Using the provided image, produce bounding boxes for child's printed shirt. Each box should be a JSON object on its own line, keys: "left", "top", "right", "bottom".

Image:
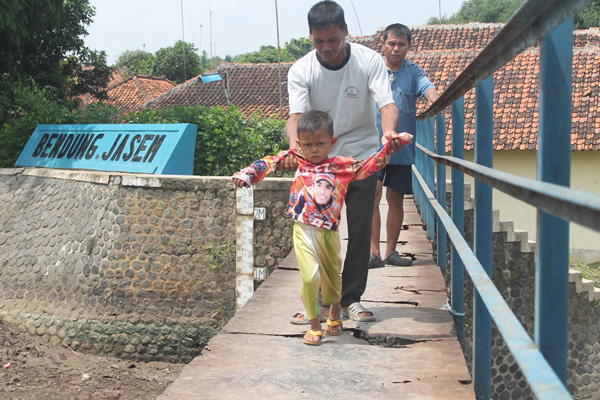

{"left": 233, "top": 141, "right": 394, "bottom": 231}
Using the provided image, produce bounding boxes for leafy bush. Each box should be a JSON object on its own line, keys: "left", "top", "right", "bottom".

{"left": 0, "top": 79, "right": 74, "bottom": 168}
{"left": 71, "top": 102, "right": 123, "bottom": 124}
{"left": 126, "top": 105, "right": 288, "bottom": 176}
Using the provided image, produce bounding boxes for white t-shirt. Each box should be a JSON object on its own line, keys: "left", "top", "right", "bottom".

{"left": 288, "top": 42, "right": 394, "bottom": 160}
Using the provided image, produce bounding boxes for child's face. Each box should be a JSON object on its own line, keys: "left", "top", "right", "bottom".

{"left": 296, "top": 129, "right": 337, "bottom": 164}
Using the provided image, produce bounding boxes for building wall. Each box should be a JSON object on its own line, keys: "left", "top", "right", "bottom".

{"left": 454, "top": 150, "right": 600, "bottom": 264}
{"left": 0, "top": 168, "right": 293, "bottom": 362}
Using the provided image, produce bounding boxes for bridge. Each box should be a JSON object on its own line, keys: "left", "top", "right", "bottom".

{"left": 160, "top": 197, "right": 474, "bottom": 399}
{"left": 160, "top": 1, "right": 600, "bottom": 399}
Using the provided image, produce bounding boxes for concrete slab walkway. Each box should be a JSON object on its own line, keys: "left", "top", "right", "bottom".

{"left": 160, "top": 196, "right": 475, "bottom": 399}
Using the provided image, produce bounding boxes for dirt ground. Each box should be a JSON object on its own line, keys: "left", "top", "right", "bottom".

{"left": 0, "top": 318, "right": 186, "bottom": 400}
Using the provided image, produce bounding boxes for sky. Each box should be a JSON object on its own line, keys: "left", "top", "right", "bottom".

{"left": 85, "top": 0, "right": 466, "bottom": 66}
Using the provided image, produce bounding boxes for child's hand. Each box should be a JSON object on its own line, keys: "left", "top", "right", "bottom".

{"left": 232, "top": 177, "right": 250, "bottom": 188}
{"left": 397, "top": 132, "right": 413, "bottom": 145}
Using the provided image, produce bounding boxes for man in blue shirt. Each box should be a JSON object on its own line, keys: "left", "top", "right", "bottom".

{"left": 370, "top": 23, "right": 440, "bottom": 268}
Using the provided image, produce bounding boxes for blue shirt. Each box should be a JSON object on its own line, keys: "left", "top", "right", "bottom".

{"left": 376, "top": 59, "right": 435, "bottom": 165}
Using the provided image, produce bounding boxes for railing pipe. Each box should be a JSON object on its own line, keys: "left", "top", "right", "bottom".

{"left": 451, "top": 97, "right": 465, "bottom": 342}
{"left": 535, "top": 17, "right": 573, "bottom": 384}
{"left": 435, "top": 113, "right": 447, "bottom": 271}
{"left": 473, "top": 76, "right": 494, "bottom": 400}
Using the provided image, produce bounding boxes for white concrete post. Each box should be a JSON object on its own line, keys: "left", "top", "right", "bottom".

{"left": 235, "top": 187, "right": 254, "bottom": 310}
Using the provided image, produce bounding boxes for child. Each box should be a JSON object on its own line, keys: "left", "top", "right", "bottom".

{"left": 232, "top": 111, "right": 412, "bottom": 346}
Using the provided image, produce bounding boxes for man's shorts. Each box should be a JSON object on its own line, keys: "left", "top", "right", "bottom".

{"left": 377, "top": 164, "right": 413, "bottom": 195}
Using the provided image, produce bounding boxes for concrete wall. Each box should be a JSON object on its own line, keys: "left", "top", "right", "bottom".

{"left": 454, "top": 150, "right": 600, "bottom": 264}
{"left": 0, "top": 168, "right": 293, "bottom": 362}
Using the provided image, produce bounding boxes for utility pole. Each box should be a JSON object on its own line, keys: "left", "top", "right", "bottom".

{"left": 200, "top": 24, "right": 204, "bottom": 69}
{"left": 349, "top": 0, "right": 362, "bottom": 36}
{"left": 180, "top": 0, "right": 187, "bottom": 81}
{"left": 275, "top": 0, "right": 283, "bottom": 117}
{"left": 439, "top": 0, "right": 442, "bottom": 22}
{"left": 210, "top": 11, "right": 213, "bottom": 67}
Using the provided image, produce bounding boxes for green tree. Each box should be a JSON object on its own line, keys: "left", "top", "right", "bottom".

{"left": 236, "top": 45, "right": 291, "bottom": 63}
{"left": 285, "top": 38, "right": 313, "bottom": 60}
{"left": 0, "top": 0, "right": 64, "bottom": 69}
{"left": 429, "top": 0, "right": 600, "bottom": 27}
{"left": 235, "top": 38, "right": 312, "bottom": 64}
{"left": 152, "top": 40, "right": 202, "bottom": 83}
{"left": 575, "top": 0, "right": 600, "bottom": 29}
{"left": 114, "top": 49, "right": 156, "bottom": 75}
{"left": 428, "top": 0, "right": 523, "bottom": 24}
{"left": 0, "top": 0, "right": 110, "bottom": 102}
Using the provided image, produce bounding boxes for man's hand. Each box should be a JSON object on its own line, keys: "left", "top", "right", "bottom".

{"left": 279, "top": 113, "right": 301, "bottom": 171}
{"left": 384, "top": 131, "right": 413, "bottom": 153}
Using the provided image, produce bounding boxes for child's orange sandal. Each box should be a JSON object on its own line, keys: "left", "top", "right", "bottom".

{"left": 325, "top": 318, "right": 343, "bottom": 336}
{"left": 303, "top": 329, "right": 323, "bottom": 346}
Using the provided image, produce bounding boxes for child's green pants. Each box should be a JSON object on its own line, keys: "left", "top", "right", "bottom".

{"left": 293, "top": 222, "right": 342, "bottom": 321}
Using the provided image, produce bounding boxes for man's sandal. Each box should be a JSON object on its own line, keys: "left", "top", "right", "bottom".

{"left": 325, "top": 318, "right": 343, "bottom": 336}
{"left": 303, "top": 329, "right": 323, "bottom": 346}
{"left": 289, "top": 312, "right": 327, "bottom": 325}
{"left": 343, "top": 302, "right": 376, "bottom": 322}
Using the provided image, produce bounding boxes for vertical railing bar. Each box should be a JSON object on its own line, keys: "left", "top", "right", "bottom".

{"left": 415, "top": 120, "right": 425, "bottom": 217}
{"left": 425, "top": 117, "right": 435, "bottom": 240}
{"left": 412, "top": 120, "right": 423, "bottom": 216}
{"left": 473, "top": 76, "right": 494, "bottom": 400}
{"left": 535, "top": 17, "right": 573, "bottom": 385}
{"left": 451, "top": 97, "right": 466, "bottom": 342}
{"left": 435, "top": 113, "right": 447, "bottom": 271}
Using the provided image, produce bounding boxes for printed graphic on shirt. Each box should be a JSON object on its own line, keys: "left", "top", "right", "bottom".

{"left": 344, "top": 86, "right": 359, "bottom": 99}
{"left": 291, "top": 172, "right": 341, "bottom": 231}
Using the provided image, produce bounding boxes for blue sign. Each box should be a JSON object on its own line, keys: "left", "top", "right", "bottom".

{"left": 15, "top": 124, "right": 197, "bottom": 175}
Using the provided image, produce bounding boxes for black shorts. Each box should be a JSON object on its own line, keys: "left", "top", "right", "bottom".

{"left": 377, "top": 164, "right": 413, "bottom": 195}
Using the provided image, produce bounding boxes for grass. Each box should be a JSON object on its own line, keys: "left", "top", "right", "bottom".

{"left": 570, "top": 258, "right": 600, "bottom": 288}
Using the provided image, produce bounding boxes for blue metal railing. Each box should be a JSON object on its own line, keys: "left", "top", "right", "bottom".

{"left": 412, "top": 0, "right": 599, "bottom": 398}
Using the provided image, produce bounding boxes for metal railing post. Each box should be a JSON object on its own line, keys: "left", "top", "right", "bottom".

{"left": 425, "top": 117, "right": 435, "bottom": 240}
{"left": 435, "top": 113, "right": 447, "bottom": 271}
{"left": 535, "top": 17, "right": 573, "bottom": 385}
{"left": 473, "top": 76, "right": 494, "bottom": 400}
{"left": 415, "top": 119, "right": 425, "bottom": 215}
{"left": 451, "top": 97, "right": 465, "bottom": 342}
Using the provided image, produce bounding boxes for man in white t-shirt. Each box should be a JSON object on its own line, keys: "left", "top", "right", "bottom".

{"left": 282, "top": 0, "right": 402, "bottom": 323}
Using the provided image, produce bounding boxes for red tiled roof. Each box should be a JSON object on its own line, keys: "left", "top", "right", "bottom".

{"left": 355, "top": 23, "right": 504, "bottom": 54}
{"left": 418, "top": 44, "right": 600, "bottom": 152}
{"left": 145, "top": 63, "right": 291, "bottom": 118}
{"left": 135, "top": 24, "right": 599, "bottom": 151}
{"left": 81, "top": 71, "right": 175, "bottom": 114}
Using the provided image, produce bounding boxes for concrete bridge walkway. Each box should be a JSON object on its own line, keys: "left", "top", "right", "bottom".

{"left": 160, "top": 195, "right": 475, "bottom": 399}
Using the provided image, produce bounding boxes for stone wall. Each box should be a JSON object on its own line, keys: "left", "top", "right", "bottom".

{"left": 438, "top": 186, "right": 600, "bottom": 399}
{"left": 0, "top": 168, "right": 293, "bottom": 362}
